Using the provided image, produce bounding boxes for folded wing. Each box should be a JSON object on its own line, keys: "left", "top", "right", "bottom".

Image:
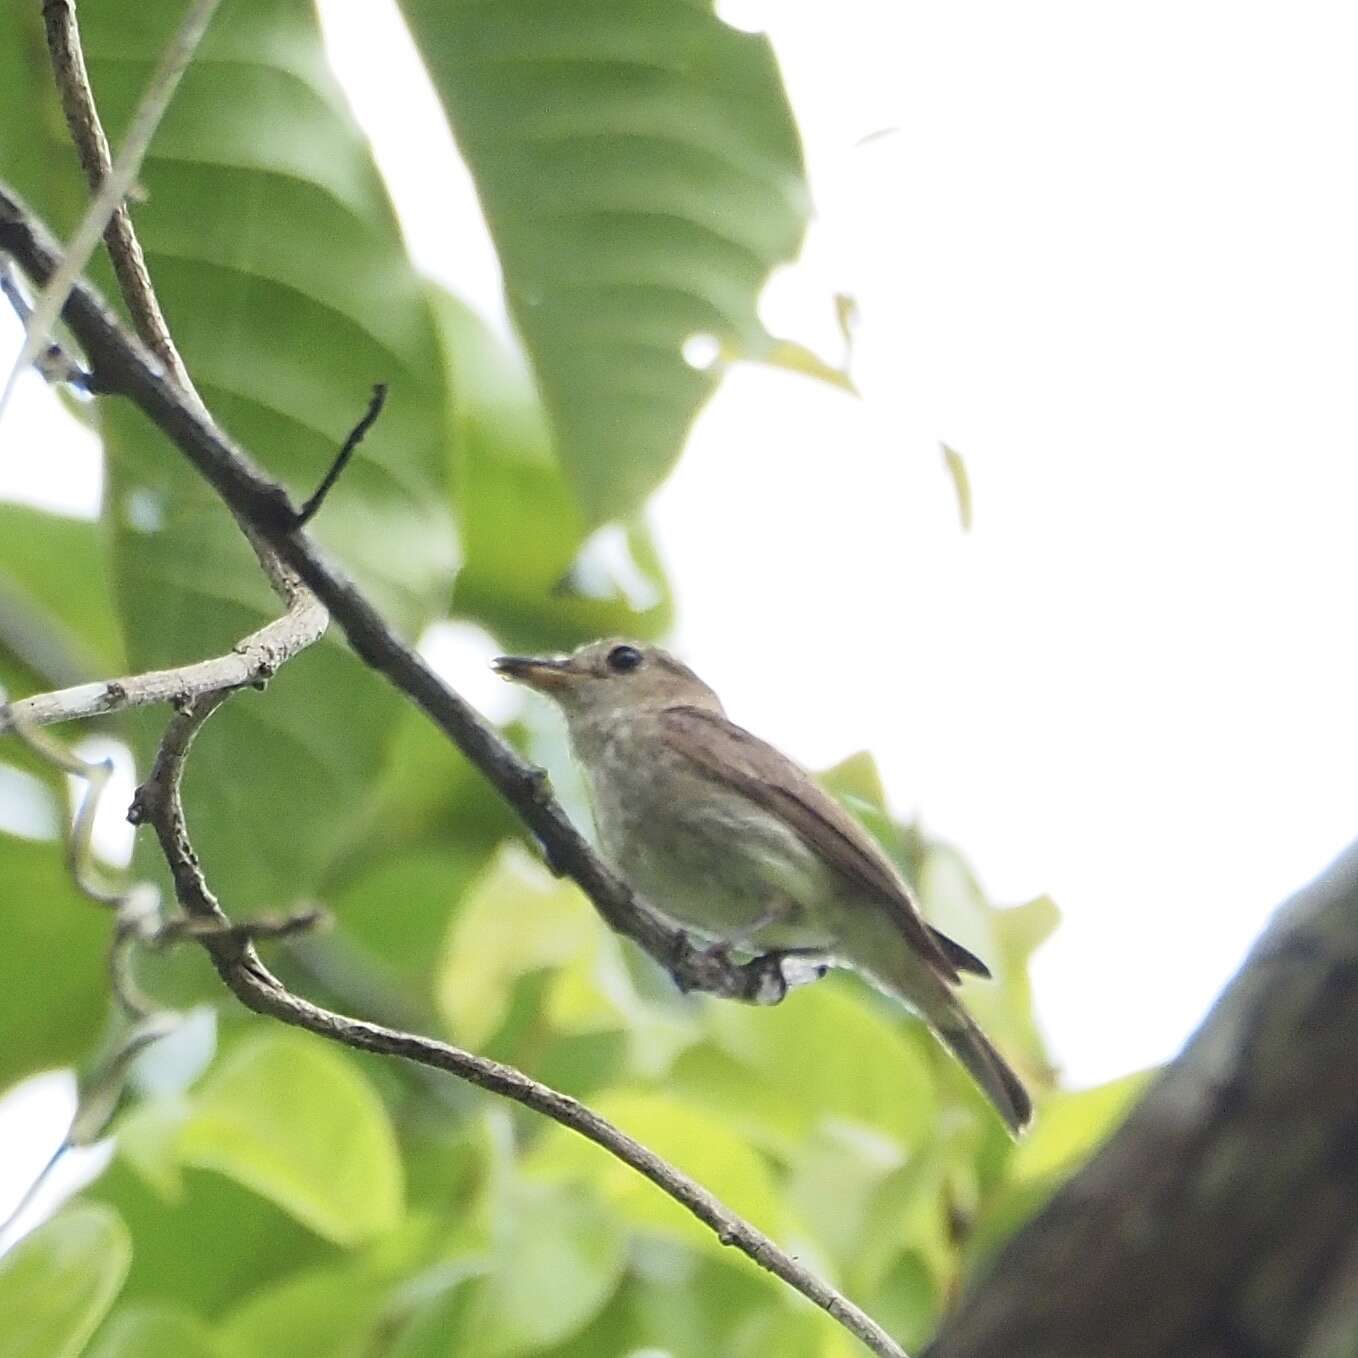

{"left": 656, "top": 705, "right": 962, "bottom": 984}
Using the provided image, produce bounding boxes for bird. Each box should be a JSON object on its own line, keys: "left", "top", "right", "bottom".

{"left": 492, "top": 638, "right": 1032, "bottom": 1135}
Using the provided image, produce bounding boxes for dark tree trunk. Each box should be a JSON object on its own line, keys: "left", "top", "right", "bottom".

{"left": 929, "top": 843, "right": 1358, "bottom": 1358}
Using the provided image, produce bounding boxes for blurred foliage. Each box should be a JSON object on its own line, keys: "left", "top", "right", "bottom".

{"left": 0, "top": 2, "right": 1142, "bottom": 1355}
{"left": 400, "top": 0, "right": 809, "bottom": 525}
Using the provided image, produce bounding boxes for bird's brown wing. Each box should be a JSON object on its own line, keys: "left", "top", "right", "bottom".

{"left": 656, "top": 705, "right": 960, "bottom": 983}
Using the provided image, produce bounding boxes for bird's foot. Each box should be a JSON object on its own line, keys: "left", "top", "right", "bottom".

{"left": 669, "top": 932, "right": 737, "bottom": 995}
{"left": 746, "top": 947, "right": 832, "bottom": 1005}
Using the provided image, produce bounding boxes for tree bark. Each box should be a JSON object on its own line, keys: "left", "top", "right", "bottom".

{"left": 930, "top": 842, "right": 1358, "bottom": 1358}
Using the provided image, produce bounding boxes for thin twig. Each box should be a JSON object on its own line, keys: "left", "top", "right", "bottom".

{"left": 3, "top": 681, "right": 156, "bottom": 1015}
{"left": 0, "top": 0, "right": 221, "bottom": 418}
{"left": 149, "top": 905, "right": 328, "bottom": 949}
{"left": 7, "top": 711, "right": 119, "bottom": 906}
{"left": 0, "top": 256, "right": 92, "bottom": 390}
{"left": 40, "top": 0, "right": 193, "bottom": 392}
{"left": 0, "top": 594, "right": 328, "bottom": 733}
{"left": 297, "top": 382, "right": 387, "bottom": 525}
{"left": 34, "top": 0, "right": 310, "bottom": 614}
{"left": 128, "top": 695, "right": 908, "bottom": 1358}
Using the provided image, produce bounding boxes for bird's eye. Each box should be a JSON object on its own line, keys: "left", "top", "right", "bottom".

{"left": 606, "top": 644, "right": 644, "bottom": 674}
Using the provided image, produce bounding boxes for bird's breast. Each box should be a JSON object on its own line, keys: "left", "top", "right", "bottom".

{"left": 570, "top": 716, "right": 834, "bottom": 943}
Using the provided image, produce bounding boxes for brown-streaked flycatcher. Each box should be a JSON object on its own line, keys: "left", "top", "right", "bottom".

{"left": 493, "top": 639, "right": 1032, "bottom": 1134}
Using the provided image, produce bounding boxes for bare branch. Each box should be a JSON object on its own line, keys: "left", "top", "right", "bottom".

{"left": 0, "top": 592, "right": 328, "bottom": 733}
{"left": 128, "top": 694, "right": 908, "bottom": 1358}
{"left": 1, "top": 0, "right": 221, "bottom": 416}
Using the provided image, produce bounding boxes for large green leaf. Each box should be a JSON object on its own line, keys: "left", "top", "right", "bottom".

{"left": 402, "top": 0, "right": 809, "bottom": 523}
{"left": 0, "top": 5, "right": 86, "bottom": 228}
{"left": 539, "top": 1251, "right": 783, "bottom": 1358}
{"left": 85, "top": 1159, "right": 331, "bottom": 1318}
{"left": 179, "top": 1032, "right": 404, "bottom": 1245}
{"left": 0, "top": 832, "right": 112, "bottom": 1089}
{"left": 437, "top": 845, "right": 600, "bottom": 1047}
{"left": 0, "top": 1204, "right": 131, "bottom": 1358}
{"left": 0, "top": 505, "right": 122, "bottom": 690}
{"left": 462, "top": 1180, "right": 628, "bottom": 1357}
{"left": 86, "top": 1305, "right": 224, "bottom": 1358}
{"left": 336, "top": 701, "right": 518, "bottom": 882}
{"left": 63, "top": 0, "right": 456, "bottom": 908}
{"left": 686, "top": 982, "right": 937, "bottom": 1154}
{"left": 432, "top": 289, "right": 673, "bottom": 649}
{"left": 325, "top": 846, "right": 483, "bottom": 1004}
{"left": 217, "top": 1266, "right": 387, "bottom": 1358}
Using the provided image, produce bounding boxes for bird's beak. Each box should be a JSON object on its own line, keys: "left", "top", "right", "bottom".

{"left": 491, "top": 654, "right": 575, "bottom": 693}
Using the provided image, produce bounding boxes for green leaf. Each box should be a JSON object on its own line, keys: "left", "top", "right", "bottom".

{"left": 438, "top": 846, "right": 600, "bottom": 1047}
{"left": 86, "top": 1305, "right": 223, "bottom": 1358}
{"left": 526, "top": 1091, "right": 785, "bottom": 1256}
{"left": 1006, "top": 1069, "right": 1149, "bottom": 1186}
{"left": 75, "top": 0, "right": 456, "bottom": 909}
{"left": 724, "top": 1303, "right": 845, "bottom": 1358}
{"left": 84, "top": 1159, "right": 331, "bottom": 1318}
{"left": 0, "top": 833, "right": 112, "bottom": 1089}
{"left": 463, "top": 1181, "right": 627, "bottom": 1357}
{"left": 966, "top": 1071, "right": 1150, "bottom": 1271}
{"left": 344, "top": 702, "right": 518, "bottom": 877}
{"left": 0, "top": 505, "right": 123, "bottom": 689}
{"left": 940, "top": 444, "right": 974, "bottom": 532}
{"left": 179, "top": 1032, "right": 404, "bottom": 1245}
{"left": 863, "top": 1252, "right": 940, "bottom": 1355}
{"left": 402, "top": 0, "right": 809, "bottom": 522}
{"left": 432, "top": 290, "right": 674, "bottom": 649}
{"left": 852, "top": 1151, "right": 953, "bottom": 1297}
{"left": 0, "top": 1204, "right": 131, "bottom": 1358}
{"left": 218, "top": 1266, "right": 386, "bottom": 1358}
{"left": 816, "top": 751, "right": 922, "bottom": 886}
{"left": 783, "top": 1120, "right": 907, "bottom": 1272}
{"left": 542, "top": 1250, "right": 780, "bottom": 1358}
{"left": 699, "top": 982, "right": 937, "bottom": 1151}
{"left": 545, "top": 941, "right": 700, "bottom": 1081}
{"left": 327, "top": 847, "right": 484, "bottom": 1001}
{"left": 0, "top": 5, "right": 86, "bottom": 229}
{"left": 114, "top": 1095, "right": 190, "bottom": 1203}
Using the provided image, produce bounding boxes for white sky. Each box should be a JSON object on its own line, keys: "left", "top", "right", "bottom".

{"left": 2, "top": 3, "right": 1357, "bottom": 1230}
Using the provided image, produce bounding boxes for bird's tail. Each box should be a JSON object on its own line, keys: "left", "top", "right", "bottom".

{"left": 932, "top": 1007, "right": 1033, "bottom": 1136}
{"left": 852, "top": 926, "right": 1034, "bottom": 1135}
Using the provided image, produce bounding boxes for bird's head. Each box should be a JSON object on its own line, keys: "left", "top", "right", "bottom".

{"left": 492, "top": 639, "right": 722, "bottom": 722}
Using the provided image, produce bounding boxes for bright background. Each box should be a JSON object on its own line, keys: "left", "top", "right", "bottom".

{"left": 3, "top": 2, "right": 1356, "bottom": 1236}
